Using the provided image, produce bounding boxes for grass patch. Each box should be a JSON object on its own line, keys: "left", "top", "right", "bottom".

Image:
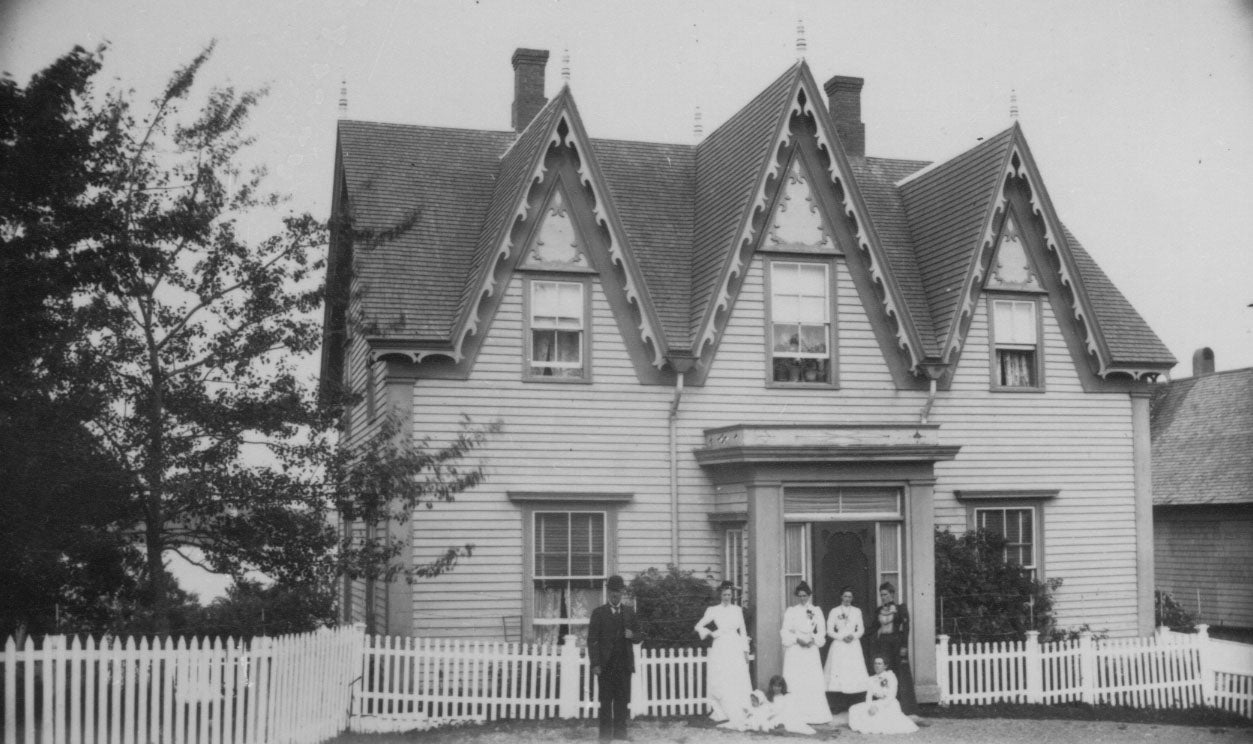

{"left": 921, "top": 702, "right": 1251, "bottom": 728}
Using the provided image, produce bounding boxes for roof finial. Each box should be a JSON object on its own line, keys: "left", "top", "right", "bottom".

{"left": 796, "top": 19, "right": 807, "bottom": 59}
{"left": 693, "top": 105, "right": 704, "bottom": 141}
{"left": 338, "top": 78, "right": 348, "bottom": 118}
{"left": 1010, "top": 88, "right": 1019, "bottom": 121}
{"left": 562, "top": 49, "right": 571, "bottom": 84}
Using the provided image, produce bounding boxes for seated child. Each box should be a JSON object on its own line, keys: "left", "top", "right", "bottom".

{"left": 765, "top": 674, "right": 816, "bottom": 735}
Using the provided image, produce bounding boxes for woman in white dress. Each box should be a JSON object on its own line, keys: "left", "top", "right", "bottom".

{"left": 847, "top": 656, "right": 919, "bottom": 735}
{"left": 824, "top": 587, "right": 870, "bottom": 694}
{"left": 779, "top": 581, "right": 833, "bottom": 724}
{"left": 694, "top": 581, "right": 753, "bottom": 725}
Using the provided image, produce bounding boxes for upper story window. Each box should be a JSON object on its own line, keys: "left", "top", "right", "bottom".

{"left": 769, "top": 260, "right": 834, "bottom": 385}
{"left": 527, "top": 277, "right": 589, "bottom": 380}
{"left": 990, "top": 297, "right": 1041, "bottom": 389}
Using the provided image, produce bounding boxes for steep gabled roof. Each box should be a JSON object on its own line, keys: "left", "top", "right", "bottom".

{"left": 898, "top": 128, "right": 1016, "bottom": 352}
{"left": 849, "top": 156, "right": 939, "bottom": 356}
{"left": 690, "top": 63, "right": 803, "bottom": 349}
{"left": 337, "top": 121, "right": 513, "bottom": 338}
{"left": 594, "top": 139, "right": 695, "bottom": 349}
{"left": 455, "top": 92, "right": 571, "bottom": 344}
{"left": 324, "top": 60, "right": 1176, "bottom": 388}
{"left": 1152, "top": 368, "right": 1253, "bottom": 506}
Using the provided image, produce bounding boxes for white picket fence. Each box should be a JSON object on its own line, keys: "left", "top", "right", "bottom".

{"left": 349, "top": 635, "right": 707, "bottom": 732}
{"left": 1, "top": 625, "right": 363, "bottom": 744}
{"left": 937, "top": 625, "right": 1253, "bottom": 717}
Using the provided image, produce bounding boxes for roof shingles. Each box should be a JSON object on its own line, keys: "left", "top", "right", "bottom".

{"left": 329, "top": 67, "right": 1173, "bottom": 378}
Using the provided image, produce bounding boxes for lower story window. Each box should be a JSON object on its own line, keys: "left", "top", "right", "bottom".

{"left": 724, "top": 528, "right": 747, "bottom": 603}
{"left": 975, "top": 506, "right": 1037, "bottom": 575}
{"left": 533, "top": 511, "right": 606, "bottom": 644}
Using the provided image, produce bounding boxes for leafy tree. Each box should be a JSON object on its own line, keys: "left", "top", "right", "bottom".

{"left": 193, "top": 578, "right": 337, "bottom": 638}
{"left": 935, "top": 527, "right": 1062, "bottom": 643}
{"left": 0, "top": 45, "right": 141, "bottom": 638}
{"left": 2, "top": 43, "right": 499, "bottom": 633}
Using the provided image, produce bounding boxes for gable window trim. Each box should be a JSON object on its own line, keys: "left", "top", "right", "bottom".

{"left": 987, "top": 294, "right": 1045, "bottom": 392}
{"left": 959, "top": 491, "right": 1053, "bottom": 578}
{"left": 765, "top": 257, "right": 839, "bottom": 388}
{"left": 523, "top": 273, "right": 593, "bottom": 383}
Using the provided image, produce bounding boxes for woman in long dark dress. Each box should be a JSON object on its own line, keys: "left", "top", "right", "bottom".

{"left": 867, "top": 582, "right": 916, "bottom": 714}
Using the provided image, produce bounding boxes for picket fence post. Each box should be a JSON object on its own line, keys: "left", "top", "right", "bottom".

{"left": 558, "top": 634, "right": 581, "bottom": 719}
{"left": 1196, "top": 624, "right": 1215, "bottom": 707}
{"left": 935, "top": 635, "right": 949, "bottom": 705}
{"left": 1078, "top": 630, "right": 1095, "bottom": 704}
{"left": 1025, "top": 630, "right": 1042, "bottom": 704}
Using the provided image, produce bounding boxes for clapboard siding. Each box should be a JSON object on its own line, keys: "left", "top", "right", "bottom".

{"left": 407, "top": 273, "right": 684, "bottom": 637}
{"left": 397, "top": 247, "right": 1144, "bottom": 639}
{"left": 1155, "top": 506, "right": 1253, "bottom": 628}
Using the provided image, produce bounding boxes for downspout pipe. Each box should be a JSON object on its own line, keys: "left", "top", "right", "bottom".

{"left": 917, "top": 362, "right": 948, "bottom": 425}
{"left": 668, "top": 370, "right": 685, "bottom": 566}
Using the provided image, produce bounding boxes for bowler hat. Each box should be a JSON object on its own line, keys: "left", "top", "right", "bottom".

{"left": 607, "top": 575, "right": 626, "bottom": 592}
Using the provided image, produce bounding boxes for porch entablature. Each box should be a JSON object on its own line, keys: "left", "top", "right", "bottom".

{"left": 695, "top": 423, "right": 961, "bottom": 467}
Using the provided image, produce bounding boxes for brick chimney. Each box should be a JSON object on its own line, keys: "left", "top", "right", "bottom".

{"left": 823, "top": 75, "right": 865, "bottom": 158}
{"left": 512, "top": 48, "right": 549, "bottom": 132}
{"left": 1192, "top": 347, "right": 1215, "bottom": 377}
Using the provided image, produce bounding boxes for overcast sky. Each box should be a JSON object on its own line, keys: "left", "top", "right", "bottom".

{"left": 4, "top": 0, "right": 1251, "bottom": 598}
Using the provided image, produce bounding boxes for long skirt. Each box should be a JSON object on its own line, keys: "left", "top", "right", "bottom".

{"left": 782, "top": 645, "right": 832, "bottom": 724}
{"left": 705, "top": 636, "right": 753, "bottom": 724}
{"left": 824, "top": 636, "right": 870, "bottom": 693}
{"left": 848, "top": 697, "right": 918, "bottom": 734}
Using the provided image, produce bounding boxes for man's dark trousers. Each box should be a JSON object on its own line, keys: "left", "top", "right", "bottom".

{"left": 597, "top": 658, "right": 631, "bottom": 740}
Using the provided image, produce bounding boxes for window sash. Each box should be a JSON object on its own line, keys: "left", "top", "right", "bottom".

{"left": 976, "top": 506, "right": 1036, "bottom": 571}
{"left": 770, "top": 261, "right": 832, "bottom": 382}
{"left": 993, "top": 300, "right": 1037, "bottom": 345}
{"left": 783, "top": 523, "right": 810, "bottom": 603}
{"left": 529, "top": 280, "right": 585, "bottom": 376}
{"left": 534, "top": 511, "right": 605, "bottom": 579}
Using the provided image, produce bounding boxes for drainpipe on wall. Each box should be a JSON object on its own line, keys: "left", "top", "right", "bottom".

{"left": 668, "top": 370, "right": 685, "bottom": 566}
{"left": 919, "top": 378, "right": 938, "bottom": 424}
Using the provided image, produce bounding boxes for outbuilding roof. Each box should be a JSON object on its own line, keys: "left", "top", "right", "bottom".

{"left": 1151, "top": 367, "right": 1253, "bottom": 506}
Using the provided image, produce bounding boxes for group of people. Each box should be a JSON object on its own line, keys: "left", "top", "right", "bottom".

{"left": 699, "top": 579, "right": 918, "bottom": 736}
{"left": 586, "top": 574, "right": 917, "bottom": 742}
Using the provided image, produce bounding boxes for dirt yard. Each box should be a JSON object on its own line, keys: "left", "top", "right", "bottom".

{"left": 331, "top": 712, "right": 1251, "bottom": 744}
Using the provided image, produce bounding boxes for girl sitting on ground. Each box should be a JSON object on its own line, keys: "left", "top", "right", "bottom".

{"left": 764, "top": 674, "right": 816, "bottom": 735}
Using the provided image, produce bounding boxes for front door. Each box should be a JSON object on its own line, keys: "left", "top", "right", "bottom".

{"left": 812, "top": 522, "right": 876, "bottom": 624}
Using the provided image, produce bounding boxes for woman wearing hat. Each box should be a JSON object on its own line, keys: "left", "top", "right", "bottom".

{"left": 779, "top": 581, "right": 833, "bottom": 724}
{"left": 695, "top": 580, "right": 753, "bottom": 726}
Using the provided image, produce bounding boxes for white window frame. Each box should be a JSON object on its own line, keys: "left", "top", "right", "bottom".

{"left": 530, "top": 510, "right": 608, "bottom": 641}
{"left": 783, "top": 522, "right": 812, "bottom": 609}
{"left": 525, "top": 277, "right": 590, "bottom": 381}
{"left": 767, "top": 259, "right": 836, "bottom": 387}
{"left": 974, "top": 505, "right": 1039, "bottom": 576}
{"left": 724, "top": 527, "right": 747, "bottom": 603}
{"left": 989, "top": 296, "right": 1043, "bottom": 390}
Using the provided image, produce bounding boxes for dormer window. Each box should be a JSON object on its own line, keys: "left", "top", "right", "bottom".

{"left": 768, "top": 260, "right": 834, "bottom": 385}
{"left": 990, "top": 297, "right": 1041, "bottom": 389}
{"left": 526, "top": 277, "right": 590, "bottom": 380}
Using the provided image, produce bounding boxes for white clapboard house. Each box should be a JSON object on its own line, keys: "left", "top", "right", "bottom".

{"left": 320, "top": 48, "right": 1176, "bottom": 701}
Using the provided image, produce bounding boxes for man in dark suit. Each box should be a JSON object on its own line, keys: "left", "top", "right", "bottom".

{"left": 587, "top": 575, "right": 641, "bottom": 741}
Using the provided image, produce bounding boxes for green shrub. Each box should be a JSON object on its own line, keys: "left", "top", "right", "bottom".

{"left": 629, "top": 565, "right": 718, "bottom": 648}
{"left": 935, "top": 528, "right": 1062, "bottom": 643}
{"left": 1154, "top": 590, "right": 1196, "bottom": 630}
